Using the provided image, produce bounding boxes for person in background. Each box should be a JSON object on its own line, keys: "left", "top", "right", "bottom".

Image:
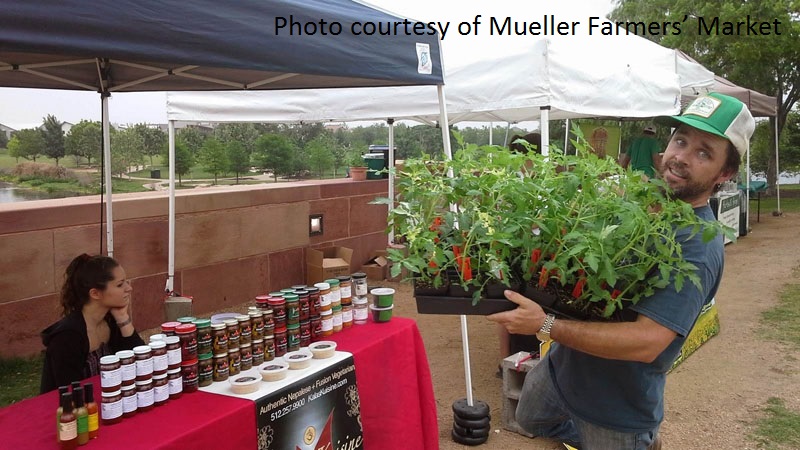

{"left": 489, "top": 93, "right": 754, "bottom": 449}
{"left": 508, "top": 132, "right": 542, "bottom": 155}
{"left": 620, "top": 125, "right": 662, "bottom": 178}
{"left": 40, "top": 254, "right": 145, "bottom": 393}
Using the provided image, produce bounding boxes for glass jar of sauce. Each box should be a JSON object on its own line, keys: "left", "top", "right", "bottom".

{"left": 240, "top": 343, "right": 253, "bottom": 371}
{"left": 212, "top": 353, "right": 229, "bottom": 382}
{"left": 100, "top": 355, "right": 122, "bottom": 393}
{"left": 263, "top": 334, "right": 275, "bottom": 362}
{"left": 211, "top": 322, "right": 228, "bottom": 355}
{"left": 197, "top": 354, "right": 213, "bottom": 387}
{"left": 132, "top": 346, "right": 153, "bottom": 382}
{"left": 181, "top": 359, "right": 199, "bottom": 393}
{"left": 326, "top": 278, "right": 341, "bottom": 308}
{"left": 284, "top": 294, "right": 299, "bottom": 325}
{"left": 165, "top": 335, "right": 182, "bottom": 370}
{"left": 287, "top": 323, "right": 300, "bottom": 352}
{"left": 320, "top": 310, "right": 333, "bottom": 337}
{"left": 193, "top": 319, "right": 213, "bottom": 356}
{"left": 237, "top": 315, "right": 252, "bottom": 346}
{"left": 115, "top": 350, "right": 136, "bottom": 387}
{"left": 306, "top": 286, "right": 320, "bottom": 316}
{"left": 224, "top": 319, "right": 240, "bottom": 351}
{"left": 149, "top": 340, "right": 168, "bottom": 376}
{"left": 314, "top": 282, "right": 331, "bottom": 312}
{"left": 100, "top": 390, "right": 123, "bottom": 425}
{"left": 352, "top": 272, "right": 368, "bottom": 297}
{"left": 228, "top": 348, "right": 241, "bottom": 376}
{"left": 299, "top": 320, "right": 311, "bottom": 347}
{"left": 252, "top": 339, "right": 265, "bottom": 366}
{"left": 167, "top": 368, "right": 183, "bottom": 399}
{"left": 135, "top": 378, "right": 154, "bottom": 412}
{"left": 274, "top": 327, "right": 287, "bottom": 357}
{"left": 121, "top": 384, "right": 137, "bottom": 418}
{"left": 153, "top": 373, "right": 169, "bottom": 406}
{"left": 175, "top": 323, "right": 198, "bottom": 362}
{"left": 337, "top": 275, "right": 353, "bottom": 306}
{"left": 268, "top": 296, "right": 286, "bottom": 329}
{"left": 249, "top": 310, "right": 264, "bottom": 341}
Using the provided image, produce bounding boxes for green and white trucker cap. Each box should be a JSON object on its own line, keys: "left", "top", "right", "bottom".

{"left": 656, "top": 92, "right": 755, "bottom": 156}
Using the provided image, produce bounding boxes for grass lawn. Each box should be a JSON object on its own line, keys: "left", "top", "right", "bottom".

{"left": 0, "top": 354, "right": 43, "bottom": 407}
{"left": 0, "top": 149, "right": 84, "bottom": 170}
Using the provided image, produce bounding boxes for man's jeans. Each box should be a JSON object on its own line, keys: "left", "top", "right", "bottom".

{"left": 515, "top": 358, "right": 659, "bottom": 450}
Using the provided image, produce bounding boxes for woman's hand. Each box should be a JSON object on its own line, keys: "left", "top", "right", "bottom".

{"left": 487, "top": 290, "right": 548, "bottom": 335}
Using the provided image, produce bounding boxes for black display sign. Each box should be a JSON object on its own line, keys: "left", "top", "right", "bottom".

{"left": 256, "top": 356, "right": 362, "bottom": 450}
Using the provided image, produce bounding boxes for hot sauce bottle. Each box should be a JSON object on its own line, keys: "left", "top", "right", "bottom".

{"left": 72, "top": 386, "right": 89, "bottom": 445}
{"left": 84, "top": 383, "right": 99, "bottom": 440}
{"left": 58, "top": 392, "right": 78, "bottom": 449}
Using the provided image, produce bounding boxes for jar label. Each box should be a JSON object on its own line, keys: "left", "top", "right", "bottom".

{"left": 321, "top": 317, "right": 333, "bottom": 332}
{"left": 137, "top": 388, "right": 154, "bottom": 408}
{"left": 153, "top": 354, "right": 169, "bottom": 372}
{"left": 122, "top": 392, "right": 138, "bottom": 413}
{"left": 340, "top": 286, "right": 352, "bottom": 299}
{"left": 330, "top": 290, "right": 341, "bottom": 303}
{"left": 319, "top": 294, "right": 331, "bottom": 307}
{"left": 154, "top": 384, "right": 170, "bottom": 403}
{"left": 342, "top": 309, "right": 353, "bottom": 322}
{"left": 101, "top": 367, "right": 122, "bottom": 388}
{"left": 355, "top": 283, "right": 368, "bottom": 297}
{"left": 332, "top": 314, "right": 343, "bottom": 327}
{"left": 354, "top": 308, "right": 369, "bottom": 321}
{"left": 120, "top": 363, "right": 136, "bottom": 381}
{"left": 100, "top": 399, "right": 123, "bottom": 420}
{"left": 135, "top": 357, "right": 154, "bottom": 377}
{"left": 167, "top": 348, "right": 182, "bottom": 366}
{"left": 168, "top": 377, "right": 183, "bottom": 395}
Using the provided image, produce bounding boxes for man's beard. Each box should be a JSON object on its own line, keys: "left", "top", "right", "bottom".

{"left": 659, "top": 160, "right": 717, "bottom": 203}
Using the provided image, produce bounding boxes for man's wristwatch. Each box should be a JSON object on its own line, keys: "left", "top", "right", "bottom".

{"left": 536, "top": 314, "right": 556, "bottom": 341}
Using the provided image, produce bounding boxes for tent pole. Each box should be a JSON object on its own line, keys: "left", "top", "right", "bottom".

{"left": 746, "top": 143, "right": 751, "bottom": 231}
{"left": 488, "top": 122, "right": 493, "bottom": 145}
{"left": 167, "top": 120, "right": 176, "bottom": 294}
{"left": 387, "top": 118, "right": 395, "bottom": 245}
{"left": 564, "top": 118, "right": 570, "bottom": 154}
{"left": 101, "top": 94, "right": 114, "bottom": 257}
{"left": 438, "top": 84, "right": 474, "bottom": 406}
{"left": 618, "top": 120, "right": 623, "bottom": 159}
{"left": 775, "top": 118, "right": 781, "bottom": 214}
{"left": 540, "top": 107, "right": 551, "bottom": 156}
{"left": 503, "top": 123, "right": 510, "bottom": 147}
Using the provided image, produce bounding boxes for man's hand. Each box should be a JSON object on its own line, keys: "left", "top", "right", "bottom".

{"left": 487, "top": 290, "right": 548, "bottom": 335}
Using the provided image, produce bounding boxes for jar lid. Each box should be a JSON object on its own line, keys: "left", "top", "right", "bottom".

{"left": 274, "top": 326, "right": 287, "bottom": 333}
{"left": 236, "top": 315, "right": 250, "bottom": 321}
{"left": 248, "top": 310, "right": 263, "bottom": 318}
{"left": 332, "top": 305, "right": 342, "bottom": 312}
{"left": 280, "top": 288, "right": 295, "bottom": 294}
{"left": 263, "top": 334, "right": 274, "bottom": 339}
{"left": 176, "top": 316, "right": 197, "bottom": 324}
{"left": 267, "top": 297, "right": 285, "bottom": 305}
{"left": 240, "top": 342, "right": 252, "bottom": 348}
{"left": 290, "top": 284, "right": 308, "bottom": 290}
{"left": 167, "top": 368, "right": 181, "bottom": 374}
{"left": 198, "top": 352, "right": 213, "bottom": 360}
{"left": 336, "top": 275, "right": 351, "bottom": 282}
{"left": 252, "top": 339, "right": 263, "bottom": 344}
{"left": 213, "top": 353, "right": 228, "bottom": 359}
{"left": 211, "top": 322, "right": 226, "bottom": 330}
{"left": 304, "top": 286, "right": 319, "bottom": 293}
{"left": 135, "top": 379, "right": 153, "bottom": 386}
{"left": 102, "top": 390, "right": 121, "bottom": 397}
{"left": 99, "top": 355, "right": 120, "bottom": 364}
{"left": 352, "top": 297, "right": 369, "bottom": 305}
{"left": 149, "top": 340, "right": 166, "bottom": 349}
{"left": 175, "top": 323, "right": 197, "bottom": 333}
{"left": 325, "top": 278, "right": 340, "bottom": 286}
{"left": 153, "top": 373, "right": 167, "bottom": 380}
{"left": 320, "top": 309, "right": 332, "bottom": 316}
{"left": 149, "top": 333, "right": 166, "bottom": 342}
{"left": 314, "top": 282, "right": 330, "bottom": 290}
{"left": 268, "top": 292, "right": 284, "bottom": 297}
{"left": 223, "top": 318, "right": 238, "bottom": 326}
{"left": 351, "top": 272, "right": 367, "bottom": 279}
{"left": 255, "top": 295, "right": 270, "bottom": 301}
{"left": 228, "top": 347, "right": 240, "bottom": 353}
{"left": 286, "top": 322, "right": 299, "bottom": 330}
{"left": 164, "top": 335, "right": 180, "bottom": 344}
{"left": 121, "top": 384, "right": 136, "bottom": 391}
{"left": 132, "top": 345, "right": 152, "bottom": 354}
{"left": 293, "top": 289, "right": 309, "bottom": 297}
{"left": 283, "top": 293, "right": 298, "bottom": 301}
{"left": 116, "top": 350, "right": 134, "bottom": 359}
{"left": 161, "top": 321, "right": 181, "bottom": 330}
{"left": 181, "top": 359, "right": 198, "bottom": 367}
{"left": 192, "top": 319, "right": 211, "bottom": 328}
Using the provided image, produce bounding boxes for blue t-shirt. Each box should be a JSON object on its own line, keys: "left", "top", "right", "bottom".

{"left": 548, "top": 205, "right": 723, "bottom": 433}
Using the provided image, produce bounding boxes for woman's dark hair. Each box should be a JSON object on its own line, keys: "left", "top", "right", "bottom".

{"left": 60, "top": 254, "right": 119, "bottom": 316}
{"left": 508, "top": 133, "right": 542, "bottom": 154}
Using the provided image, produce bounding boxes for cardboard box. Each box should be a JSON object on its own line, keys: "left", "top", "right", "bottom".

{"left": 307, "top": 246, "right": 353, "bottom": 285}
{"left": 361, "top": 250, "right": 389, "bottom": 281}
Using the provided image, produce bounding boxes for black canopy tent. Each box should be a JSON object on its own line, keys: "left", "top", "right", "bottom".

{"left": 0, "top": 0, "right": 447, "bottom": 268}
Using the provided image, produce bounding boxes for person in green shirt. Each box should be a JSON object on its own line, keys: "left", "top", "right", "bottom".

{"left": 620, "top": 126, "right": 662, "bottom": 178}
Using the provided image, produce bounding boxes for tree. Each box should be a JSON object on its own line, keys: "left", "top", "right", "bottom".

{"left": 161, "top": 140, "right": 194, "bottom": 186}
{"left": 130, "top": 124, "right": 166, "bottom": 166}
{"left": 177, "top": 127, "right": 207, "bottom": 158}
{"left": 110, "top": 128, "right": 144, "bottom": 177}
{"left": 0, "top": 131, "right": 9, "bottom": 149}
{"left": 252, "top": 133, "right": 295, "bottom": 182}
{"left": 6, "top": 136, "right": 21, "bottom": 163}
{"left": 198, "top": 138, "right": 228, "bottom": 184}
{"left": 40, "top": 114, "right": 66, "bottom": 166}
{"left": 10, "top": 129, "right": 45, "bottom": 162}
{"left": 226, "top": 141, "right": 251, "bottom": 184}
{"left": 65, "top": 120, "right": 102, "bottom": 166}
{"left": 305, "top": 135, "right": 335, "bottom": 178}
{"left": 214, "top": 123, "right": 261, "bottom": 154}
{"left": 611, "top": 0, "right": 800, "bottom": 192}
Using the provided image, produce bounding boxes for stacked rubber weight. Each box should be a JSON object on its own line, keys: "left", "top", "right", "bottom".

{"left": 451, "top": 398, "right": 490, "bottom": 445}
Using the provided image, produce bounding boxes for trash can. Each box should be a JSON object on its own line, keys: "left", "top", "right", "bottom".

{"left": 150, "top": 169, "right": 161, "bottom": 179}
{"left": 363, "top": 153, "right": 386, "bottom": 180}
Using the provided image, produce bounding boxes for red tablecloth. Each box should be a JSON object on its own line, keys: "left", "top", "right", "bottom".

{"left": 331, "top": 317, "right": 439, "bottom": 450}
{"left": 0, "top": 317, "right": 438, "bottom": 449}
{"left": 0, "top": 376, "right": 255, "bottom": 449}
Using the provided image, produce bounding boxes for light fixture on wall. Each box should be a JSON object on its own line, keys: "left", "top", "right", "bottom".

{"left": 309, "top": 214, "right": 323, "bottom": 236}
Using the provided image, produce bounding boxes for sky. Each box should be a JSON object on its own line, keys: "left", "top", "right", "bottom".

{"left": 0, "top": 0, "right": 615, "bottom": 130}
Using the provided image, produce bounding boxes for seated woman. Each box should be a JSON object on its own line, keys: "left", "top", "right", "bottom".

{"left": 40, "top": 254, "right": 145, "bottom": 393}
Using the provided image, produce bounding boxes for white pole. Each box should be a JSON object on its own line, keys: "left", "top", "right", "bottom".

{"left": 775, "top": 118, "right": 781, "bottom": 214}
{"left": 488, "top": 122, "right": 493, "bottom": 145}
{"left": 540, "top": 107, "right": 551, "bottom": 156}
{"left": 102, "top": 95, "right": 114, "bottom": 257}
{"left": 167, "top": 120, "right": 176, "bottom": 293}
{"left": 387, "top": 118, "right": 395, "bottom": 245}
{"left": 438, "top": 85, "right": 473, "bottom": 406}
{"left": 746, "top": 141, "right": 751, "bottom": 230}
{"left": 564, "top": 118, "right": 570, "bottom": 154}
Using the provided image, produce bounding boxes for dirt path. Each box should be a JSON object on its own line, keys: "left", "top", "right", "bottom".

{"left": 386, "top": 212, "right": 800, "bottom": 449}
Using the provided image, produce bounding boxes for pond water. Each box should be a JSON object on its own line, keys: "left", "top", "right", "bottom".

{"left": 0, "top": 182, "right": 80, "bottom": 203}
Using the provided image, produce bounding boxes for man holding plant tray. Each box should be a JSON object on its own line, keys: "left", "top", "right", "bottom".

{"left": 489, "top": 93, "right": 754, "bottom": 450}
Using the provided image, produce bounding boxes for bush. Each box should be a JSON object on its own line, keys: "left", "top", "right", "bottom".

{"left": 11, "top": 162, "right": 70, "bottom": 180}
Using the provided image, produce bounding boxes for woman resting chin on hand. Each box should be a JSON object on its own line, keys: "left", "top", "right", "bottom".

{"left": 40, "top": 254, "right": 145, "bottom": 393}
